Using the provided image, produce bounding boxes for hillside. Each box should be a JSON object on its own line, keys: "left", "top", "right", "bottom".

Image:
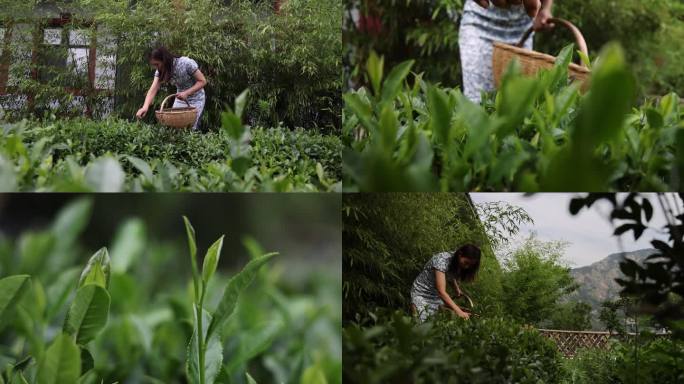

{"left": 567, "top": 249, "right": 658, "bottom": 310}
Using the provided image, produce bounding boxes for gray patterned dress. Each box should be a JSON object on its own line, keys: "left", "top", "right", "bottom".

{"left": 155, "top": 56, "right": 205, "bottom": 130}
{"left": 459, "top": 1, "right": 534, "bottom": 102}
{"left": 411, "top": 251, "right": 455, "bottom": 322}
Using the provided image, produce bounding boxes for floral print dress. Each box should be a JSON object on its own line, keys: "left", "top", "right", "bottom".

{"left": 410, "top": 251, "right": 455, "bottom": 322}
{"left": 459, "top": 0, "right": 534, "bottom": 102}
{"left": 154, "top": 56, "right": 205, "bottom": 130}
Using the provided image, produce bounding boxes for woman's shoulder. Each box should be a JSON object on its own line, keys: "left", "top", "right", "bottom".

{"left": 430, "top": 251, "right": 453, "bottom": 272}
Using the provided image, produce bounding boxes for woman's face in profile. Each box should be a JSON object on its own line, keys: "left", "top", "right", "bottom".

{"left": 150, "top": 59, "right": 162, "bottom": 72}
{"left": 458, "top": 255, "right": 475, "bottom": 269}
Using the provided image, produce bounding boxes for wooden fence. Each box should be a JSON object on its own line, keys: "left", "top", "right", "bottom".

{"left": 537, "top": 329, "right": 613, "bottom": 357}
{"left": 537, "top": 329, "right": 671, "bottom": 358}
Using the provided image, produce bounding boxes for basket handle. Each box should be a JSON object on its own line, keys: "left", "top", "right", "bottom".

{"left": 516, "top": 18, "right": 589, "bottom": 67}
{"left": 159, "top": 94, "right": 191, "bottom": 112}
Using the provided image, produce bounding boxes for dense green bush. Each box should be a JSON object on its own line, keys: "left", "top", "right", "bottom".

{"left": 1, "top": 0, "right": 341, "bottom": 130}
{"left": 343, "top": 311, "right": 564, "bottom": 383}
{"left": 342, "top": 193, "right": 503, "bottom": 321}
{"left": 343, "top": 44, "right": 684, "bottom": 191}
{"left": 0, "top": 106, "right": 342, "bottom": 192}
{"left": 563, "top": 337, "right": 684, "bottom": 384}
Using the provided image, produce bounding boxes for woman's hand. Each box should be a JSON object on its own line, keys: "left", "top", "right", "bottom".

{"left": 533, "top": 6, "right": 554, "bottom": 31}
{"left": 474, "top": 0, "right": 541, "bottom": 18}
{"left": 135, "top": 106, "right": 148, "bottom": 119}
{"left": 455, "top": 309, "right": 471, "bottom": 320}
{"left": 176, "top": 91, "right": 191, "bottom": 101}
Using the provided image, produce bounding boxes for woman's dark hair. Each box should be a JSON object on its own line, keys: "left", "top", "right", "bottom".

{"left": 449, "top": 244, "right": 481, "bottom": 282}
{"left": 149, "top": 46, "right": 178, "bottom": 83}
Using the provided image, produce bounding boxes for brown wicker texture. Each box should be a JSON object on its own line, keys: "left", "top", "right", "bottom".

{"left": 155, "top": 94, "right": 197, "bottom": 129}
{"left": 493, "top": 18, "right": 591, "bottom": 92}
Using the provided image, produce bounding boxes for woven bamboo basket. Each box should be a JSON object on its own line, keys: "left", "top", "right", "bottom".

{"left": 493, "top": 18, "right": 591, "bottom": 92}
{"left": 155, "top": 94, "right": 197, "bottom": 129}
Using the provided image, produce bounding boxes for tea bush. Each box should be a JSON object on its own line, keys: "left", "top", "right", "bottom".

{"left": 0, "top": 94, "right": 342, "bottom": 192}
{"left": 342, "top": 44, "right": 684, "bottom": 191}
{"left": 343, "top": 310, "right": 564, "bottom": 384}
{"left": 0, "top": 198, "right": 341, "bottom": 383}
{"left": 562, "top": 337, "right": 684, "bottom": 384}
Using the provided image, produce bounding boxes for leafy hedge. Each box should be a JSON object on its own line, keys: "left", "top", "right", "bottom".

{"left": 0, "top": 116, "right": 342, "bottom": 192}
{"left": 342, "top": 44, "right": 684, "bottom": 191}
{"left": 563, "top": 337, "right": 684, "bottom": 384}
{"left": 344, "top": 311, "right": 564, "bottom": 384}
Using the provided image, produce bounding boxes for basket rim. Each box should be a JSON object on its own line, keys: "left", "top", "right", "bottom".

{"left": 493, "top": 41, "right": 590, "bottom": 74}
{"left": 155, "top": 108, "right": 197, "bottom": 116}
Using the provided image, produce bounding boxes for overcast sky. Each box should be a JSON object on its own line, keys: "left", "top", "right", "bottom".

{"left": 470, "top": 193, "right": 680, "bottom": 268}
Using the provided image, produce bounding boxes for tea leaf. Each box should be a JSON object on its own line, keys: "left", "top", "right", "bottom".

{"left": 187, "top": 306, "right": 223, "bottom": 384}
{"left": 366, "top": 52, "right": 384, "bottom": 97}
{"left": 225, "top": 320, "right": 283, "bottom": 373}
{"left": 84, "top": 156, "right": 126, "bottom": 192}
{"left": 380, "top": 60, "right": 414, "bottom": 103}
{"left": 63, "top": 284, "right": 111, "bottom": 345}
{"left": 301, "top": 363, "right": 327, "bottom": 384}
{"left": 246, "top": 373, "right": 258, "bottom": 384}
{"left": 45, "top": 268, "right": 80, "bottom": 321}
{"left": 79, "top": 247, "right": 111, "bottom": 289}
{"left": 111, "top": 218, "right": 146, "bottom": 273}
{"left": 35, "top": 333, "right": 81, "bottom": 384}
{"left": 234, "top": 89, "right": 250, "bottom": 119}
{"left": 206, "top": 252, "right": 278, "bottom": 339}
{"left": 574, "top": 43, "right": 635, "bottom": 147}
{"left": 51, "top": 198, "right": 92, "bottom": 248}
{"left": 0, "top": 275, "right": 31, "bottom": 325}
{"left": 183, "top": 216, "right": 201, "bottom": 300}
{"left": 427, "top": 85, "right": 453, "bottom": 146}
{"left": 202, "top": 235, "right": 225, "bottom": 285}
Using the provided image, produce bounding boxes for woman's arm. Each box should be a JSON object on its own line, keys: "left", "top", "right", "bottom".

{"left": 136, "top": 76, "right": 161, "bottom": 119}
{"left": 453, "top": 279, "right": 463, "bottom": 297}
{"left": 474, "top": 0, "right": 542, "bottom": 18}
{"left": 176, "top": 69, "right": 208, "bottom": 101}
{"left": 533, "top": 0, "right": 554, "bottom": 31}
{"left": 435, "top": 270, "right": 470, "bottom": 319}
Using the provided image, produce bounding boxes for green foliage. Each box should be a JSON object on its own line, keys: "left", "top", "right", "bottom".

{"left": 342, "top": 193, "right": 504, "bottom": 321}
{"left": 500, "top": 236, "right": 577, "bottom": 326}
{"left": 0, "top": 0, "right": 341, "bottom": 131}
{"left": 35, "top": 333, "right": 81, "bottom": 384}
{"left": 562, "top": 337, "right": 684, "bottom": 384}
{"left": 344, "top": 0, "right": 464, "bottom": 87}
{"left": 343, "top": 311, "right": 564, "bottom": 383}
{"left": 0, "top": 199, "right": 341, "bottom": 383}
{"left": 548, "top": 301, "right": 593, "bottom": 331}
{"left": 343, "top": 45, "right": 684, "bottom": 191}
{"left": 0, "top": 106, "right": 342, "bottom": 192}
{"left": 536, "top": 0, "right": 684, "bottom": 98}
